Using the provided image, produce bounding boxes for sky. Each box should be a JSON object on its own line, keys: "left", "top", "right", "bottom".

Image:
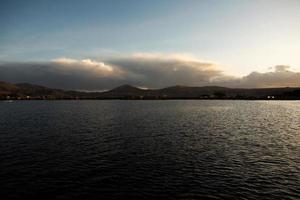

{"left": 0, "top": 0, "right": 300, "bottom": 90}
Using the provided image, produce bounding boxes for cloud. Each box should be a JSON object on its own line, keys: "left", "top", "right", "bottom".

{"left": 0, "top": 54, "right": 223, "bottom": 90}
{"left": 52, "top": 58, "right": 114, "bottom": 73}
{"left": 221, "top": 65, "right": 300, "bottom": 88}
{"left": 0, "top": 53, "right": 299, "bottom": 90}
{"left": 106, "top": 53, "right": 223, "bottom": 87}
{"left": 0, "top": 59, "right": 123, "bottom": 90}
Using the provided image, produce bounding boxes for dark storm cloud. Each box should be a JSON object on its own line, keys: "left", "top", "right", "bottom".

{"left": 0, "top": 59, "right": 122, "bottom": 90}
{"left": 106, "top": 54, "right": 223, "bottom": 88}
{"left": 0, "top": 54, "right": 299, "bottom": 90}
{"left": 0, "top": 54, "right": 223, "bottom": 90}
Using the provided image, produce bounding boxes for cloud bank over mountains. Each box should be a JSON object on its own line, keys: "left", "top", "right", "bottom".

{"left": 216, "top": 65, "right": 300, "bottom": 88}
{"left": 0, "top": 53, "right": 299, "bottom": 90}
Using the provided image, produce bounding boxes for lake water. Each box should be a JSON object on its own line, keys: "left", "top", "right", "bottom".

{"left": 1, "top": 100, "right": 300, "bottom": 200}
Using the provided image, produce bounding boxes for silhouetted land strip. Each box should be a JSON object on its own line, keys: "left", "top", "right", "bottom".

{"left": 1, "top": 81, "right": 300, "bottom": 100}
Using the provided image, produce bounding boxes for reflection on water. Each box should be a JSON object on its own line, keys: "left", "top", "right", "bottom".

{"left": 0, "top": 100, "right": 299, "bottom": 199}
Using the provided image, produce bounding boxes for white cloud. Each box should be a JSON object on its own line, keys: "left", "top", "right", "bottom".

{"left": 52, "top": 57, "right": 114, "bottom": 73}
{"left": 52, "top": 57, "right": 78, "bottom": 64}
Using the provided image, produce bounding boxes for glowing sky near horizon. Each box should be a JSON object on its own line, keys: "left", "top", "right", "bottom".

{"left": 0, "top": 0, "right": 300, "bottom": 77}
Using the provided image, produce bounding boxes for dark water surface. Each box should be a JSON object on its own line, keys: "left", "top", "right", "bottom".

{"left": 1, "top": 100, "right": 300, "bottom": 200}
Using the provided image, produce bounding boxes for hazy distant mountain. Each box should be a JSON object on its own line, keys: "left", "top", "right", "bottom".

{"left": 1, "top": 81, "right": 300, "bottom": 100}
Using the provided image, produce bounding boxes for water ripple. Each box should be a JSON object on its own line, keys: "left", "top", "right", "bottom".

{"left": 0, "top": 100, "right": 299, "bottom": 199}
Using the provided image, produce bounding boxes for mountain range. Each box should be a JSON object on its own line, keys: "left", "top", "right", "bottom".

{"left": 1, "top": 81, "right": 300, "bottom": 100}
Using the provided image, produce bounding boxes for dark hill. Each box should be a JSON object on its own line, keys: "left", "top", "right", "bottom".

{"left": 155, "top": 85, "right": 231, "bottom": 98}
{"left": 108, "top": 84, "right": 144, "bottom": 94}
{"left": 98, "top": 84, "right": 147, "bottom": 98}
{"left": 1, "top": 80, "right": 300, "bottom": 100}
{"left": 0, "top": 81, "right": 19, "bottom": 95}
{"left": 0, "top": 82, "right": 74, "bottom": 99}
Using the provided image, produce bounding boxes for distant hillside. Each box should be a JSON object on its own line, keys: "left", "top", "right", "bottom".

{"left": 1, "top": 81, "right": 300, "bottom": 100}
{"left": 102, "top": 84, "right": 145, "bottom": 96}
{"left": 0, "top": 82, "right": 79, "bottom": 99}
{"left": 0, "top": 81, "right": 19, "bottom": 95}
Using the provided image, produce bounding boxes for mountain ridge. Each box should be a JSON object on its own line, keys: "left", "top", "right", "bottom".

{"left": 1, "top": 81, "right": 300, "bottom": 100}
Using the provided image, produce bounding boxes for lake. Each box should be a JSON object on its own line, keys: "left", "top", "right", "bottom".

{"left": 0, "top": 100, "right": 299, "bottom": 199}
